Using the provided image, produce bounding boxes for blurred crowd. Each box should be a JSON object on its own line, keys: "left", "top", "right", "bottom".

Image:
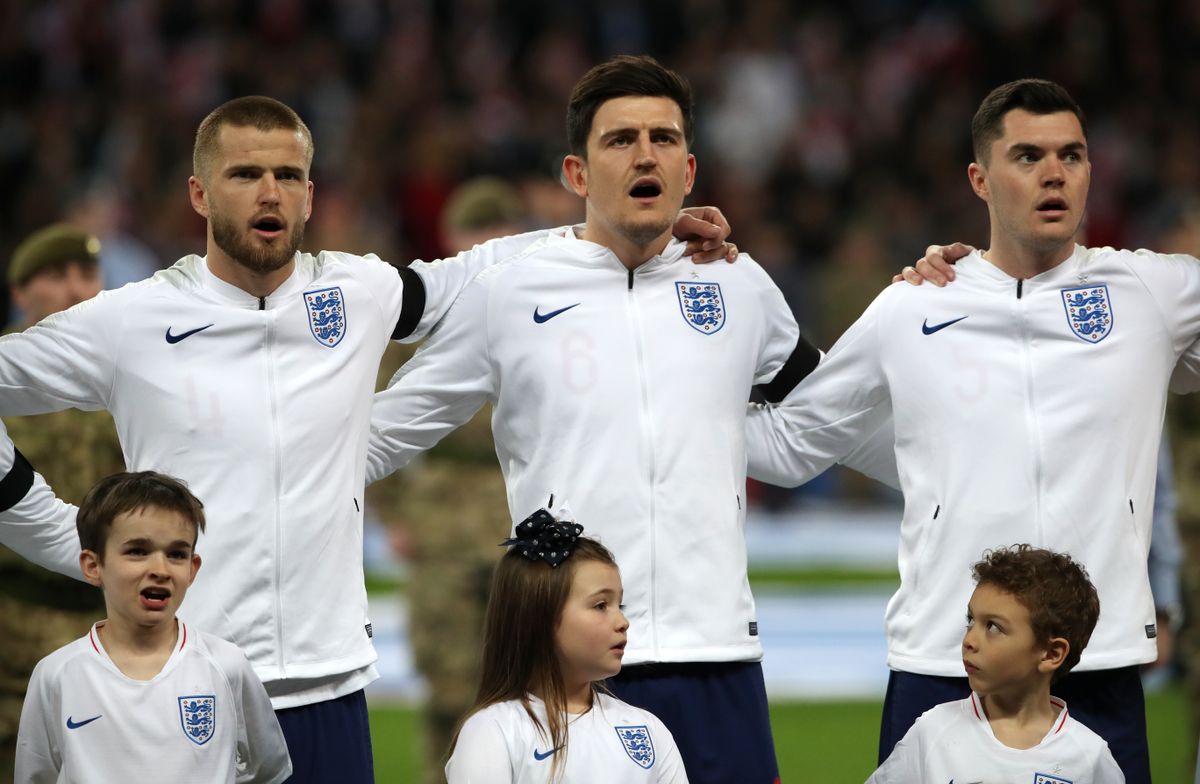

{"left": 2, "top": 0, "right": 1199, "bottom": 341}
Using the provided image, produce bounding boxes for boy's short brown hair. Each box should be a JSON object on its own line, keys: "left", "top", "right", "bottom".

{"left": 77, "top": 471, "right": 206, "bottom": 559}
{"left": 972, "top": 544, "right": 1100, "bottom": 678}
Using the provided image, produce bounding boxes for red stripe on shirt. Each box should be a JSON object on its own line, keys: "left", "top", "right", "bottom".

{"left": 88, "top": 626, "right": 100, "bottom": 653}
{"left": 1053, "top": 700, "right": 1068, "bottom": 734}
{"left": 180, "top": 621, "right": 187, "bottom": 650}
{"left": 970, "top": 692, "right": 982, "bottom": 720}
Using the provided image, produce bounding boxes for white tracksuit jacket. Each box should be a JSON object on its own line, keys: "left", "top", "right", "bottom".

{"left": 366, "top": 229, "right": 896, "bottom": 664}
{"left": 0, "top": 234, "right": 541, "bottom": 707}
{"left": 748, "top": 246, "right": 1200, "bottom": 675}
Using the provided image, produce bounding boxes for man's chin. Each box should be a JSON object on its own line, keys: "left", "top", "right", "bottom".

{"left": 618, "top": 218, "right": 674, "bottom": 248}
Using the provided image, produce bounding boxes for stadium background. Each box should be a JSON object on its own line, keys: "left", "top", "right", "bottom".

{"left": 1, "top": 0, "right": 1199, "bottom": 780}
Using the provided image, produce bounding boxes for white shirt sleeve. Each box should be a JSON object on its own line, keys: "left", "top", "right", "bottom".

{"left": 746, "top": 293, "right": 893, "bottom": 487}
{"left": 15, "top": 658, "right": 62, "bottom": 784}
{"left": 1092, "top": 744, "right": 1126, "bottom": 783}
{"left": 404, "top": 229, "right": 551, "bottom": 343}
{"left": 864, "top": 728, "right": 922, "bottom": 784}
{"left": 0, "top": 420, "right": 83, "bottom": 580}
{"left": 366, "top": 277, "right": 495, "bottom": 484}
{"left": 1127, "top": 250, "right": 1200, "bottom": 356}
{"left": 0, "top": 291, "right": 119, "bottom": 416}
{"left": 445, "top": 711, "right": 515, "bottom": 784}
{"left": 647, "top": 716, "right": 689, "bottom": 783}
{"left": 230, "top": 647, "right": 292, "bottom": 784}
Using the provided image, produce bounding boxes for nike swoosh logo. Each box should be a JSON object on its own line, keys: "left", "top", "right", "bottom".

{"left": 921, "top": 316, "right": 968, "bottom": 335}
{"left": 165, "top": 324, "right": 215, "bottom": 344}
{"left": 533, "top": 747, "right": 559, "bottom": 761}
{"left": 533, "top": 304, "right": 580, "bottom": 323}
{"left": 66, "top": 715, "right": 102, "bottom": 729}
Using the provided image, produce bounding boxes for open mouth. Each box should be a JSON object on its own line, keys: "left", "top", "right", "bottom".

{"left": 140, "top": 586, "right": 171, "bottom": 610}
{"left": 629, "top": 180, "right": 662, "bottom": 200}
{"left": 252, "top": 216, "right": 286, "bottom": 238}
{"left": 1036, "top": 197, "right": 1068, "bottom": 216}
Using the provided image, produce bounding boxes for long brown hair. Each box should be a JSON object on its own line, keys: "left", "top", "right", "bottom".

{"left": 450, "top": 537, "right": 618, "bottom": 780}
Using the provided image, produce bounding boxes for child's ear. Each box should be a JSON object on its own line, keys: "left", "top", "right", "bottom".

{"left": 189, "top": 553, "right": 202, "bottom": 584}
{"left": 80, "top": 550, "right": 103, "bottom": 588}
{"left": 1039, "top": 636, "right": 1070, "bottom": 675}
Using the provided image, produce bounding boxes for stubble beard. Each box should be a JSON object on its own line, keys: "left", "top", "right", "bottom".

{"left": 616, "top": 214, "right": 674, "bottom": 250}
{"left": 211, "top": 210, "right": 305, "bottom": 275}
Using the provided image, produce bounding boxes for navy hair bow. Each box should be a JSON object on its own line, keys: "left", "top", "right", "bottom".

{"left": 502, "top": 508, "right": 584, "bottom": 568}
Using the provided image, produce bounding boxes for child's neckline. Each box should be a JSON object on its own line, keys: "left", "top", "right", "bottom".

{"left": 971, "top": 691, "right": 1067, "bottom": 750}
{"left": 90, "top": 619, "right": 187, "bottom": 682}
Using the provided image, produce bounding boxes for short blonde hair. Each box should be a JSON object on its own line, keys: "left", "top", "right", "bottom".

{"left": 193, "top": 95, "right": 314, "bottom": 180}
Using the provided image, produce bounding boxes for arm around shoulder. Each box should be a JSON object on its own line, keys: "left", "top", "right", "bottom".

{"left": 0, "top": 431, "right": 84, "bottom": 580}
{"left": 366, "top": 277, "right": 496, "bottom": 484}
{"left": 403, "top": 228, "right": 552, "bottom": 342}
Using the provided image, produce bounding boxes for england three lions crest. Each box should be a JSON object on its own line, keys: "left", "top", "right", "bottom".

{"left": 178, "top": 695, "right": 216, "bottom": 746}
{"left": 614, "top": 725, "right": 655, "bottom": 769}
{"left": 1060, "top": 284, "right": 1112, "bottom": 343}
{"left": 304, "top": 286, "right": 347, "bottom": 347}
{"left": 675, "top": 282, "right": 726, "bottom": 335}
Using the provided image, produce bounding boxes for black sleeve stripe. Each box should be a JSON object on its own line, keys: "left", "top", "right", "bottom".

{"left": 0, "top": 448, "right": 35, "bottom": 512}
{"left": 390, "top": 265, "right": 427, "bottom": 341}
{"left": 755, "top": 336, "right": 821, "bottom": 404}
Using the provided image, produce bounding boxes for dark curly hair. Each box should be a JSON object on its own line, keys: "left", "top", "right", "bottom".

{"left": 972, "top": 544, "right": 1100, "bottom": 679}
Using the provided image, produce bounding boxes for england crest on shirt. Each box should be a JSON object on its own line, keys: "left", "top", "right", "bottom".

{"left": 614, "top": 725, "right": 655, "bottom": 769}
{"left": 178, "top": 695, "right": 216, "bottom": 745}
{"left": 1034, "top": 774, "right": 1072, "bottom": 784}
{"left": 675, "top": 282, "right": 725, "bottom": 335}
{"left": 1060, "top": 284, "right": 1112, "bottom": 343}
{"left": 304, "top": 286, "right": 347, "bottom": 347}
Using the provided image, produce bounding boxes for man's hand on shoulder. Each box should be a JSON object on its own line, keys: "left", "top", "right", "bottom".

{"left": 892, "top": 242, "right": 974, "bottom": 286}
{"left": 675, "top": 206, "right": 738, "bottom": 264}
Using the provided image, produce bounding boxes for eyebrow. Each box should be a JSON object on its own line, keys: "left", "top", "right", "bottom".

{"left": 597, "top": 126, "right": 684, "bottom": 144}
{"left": 223, "top": 164, "right": 306, "bottom": 178}
{"left": 120, "top": 537, "right": 193, "bottom": 550}
{"left": 1008, "top": 141, "right": 1086, "bottom": 156}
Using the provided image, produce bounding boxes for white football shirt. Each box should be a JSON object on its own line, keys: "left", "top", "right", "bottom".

{"left": 16, "top": 621, "right": 291, "bottom": 784}
{"left": 446, "top": 692, "right": 688, "bottom": 784}
{"left": 867, "top": 693, "right": 1124, "bottom": 783}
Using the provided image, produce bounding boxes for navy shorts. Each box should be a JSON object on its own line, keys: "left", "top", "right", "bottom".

{"left": 607, "top": 661, "right": 780, "bottom": 784}
{"left": 878, "top": 667, "right": 1149, "bottom": 784}
{"left": 275, "top": 689, "right": 374, "bottom": 783}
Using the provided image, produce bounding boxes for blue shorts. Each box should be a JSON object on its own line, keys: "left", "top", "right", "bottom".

{"left": 879, "top": 667, "right": 1149, "bottom": 784}
{"left": 275, "top": 689, "right": 374, "bottom": 783}
{"left": 607, "top": 661, "right": 780, "bottom": 784}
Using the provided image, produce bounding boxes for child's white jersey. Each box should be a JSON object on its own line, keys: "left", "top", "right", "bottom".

{"left": 867, "top": 693, "right": 1124, "bottom": 784}
{"left": 16, "top": 622, "right": 291, "bottom": 784}
{"left": 446, "top": 692, "right": 688, "bottom": 784}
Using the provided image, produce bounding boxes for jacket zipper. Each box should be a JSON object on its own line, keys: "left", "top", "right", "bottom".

{"left": 1015, "top": 280, "right": 1044, "bottom": 542}
{"left": 625, "top": 263, "right": 659, "bottom": 656}
{"left": 263, "top": 303, "right": 287, "bottom": 675}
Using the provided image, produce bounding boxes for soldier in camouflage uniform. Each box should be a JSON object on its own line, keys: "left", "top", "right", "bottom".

{"left": 0, "top": 225, "right": 124, "bottom": 779}
{"left": 365, "top": 179, "right": 531, "bottom": 784}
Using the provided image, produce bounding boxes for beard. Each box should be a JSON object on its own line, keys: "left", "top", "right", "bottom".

{"left": 616, "top": 214, "right": 674, "bottom": 249}
{"left": 211, "top": 209, "right": 305, "bottom": 275}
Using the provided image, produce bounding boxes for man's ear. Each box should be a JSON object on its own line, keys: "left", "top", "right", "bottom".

{"left": 188, "top": 175, "right": 210, "bottom": 218}
{"left": 1038, "top": 636, "right": 1069, "bottom": 675}
{"left": 80, "top": 549, "right": 103, "bottom": 588}
{"left": 562, "top": 155, "right": 588, "bottom": 198}
{"left": 967, "top": 162, "right": 989, "bottom": 202}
